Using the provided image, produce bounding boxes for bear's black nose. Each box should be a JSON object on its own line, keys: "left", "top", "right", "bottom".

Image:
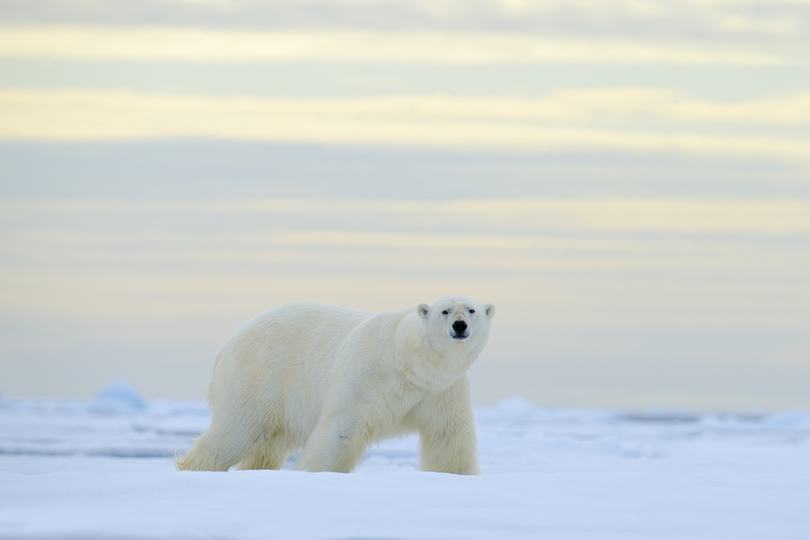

{"left": 452, "top": 320, "right": 467, "bottom": 333}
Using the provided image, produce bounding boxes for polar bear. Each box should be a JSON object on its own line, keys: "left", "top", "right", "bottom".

{"left": 176, "top": 296, "right": 495, "bottom": 475}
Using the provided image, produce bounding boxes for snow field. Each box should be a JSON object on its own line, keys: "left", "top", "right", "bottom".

{"left": 1, "top": 384, "right": 809, "bottom": 539}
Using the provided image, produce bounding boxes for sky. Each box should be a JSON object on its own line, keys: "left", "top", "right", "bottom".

{"left": 1, "top": 0, "right": 809, "bottom": 410}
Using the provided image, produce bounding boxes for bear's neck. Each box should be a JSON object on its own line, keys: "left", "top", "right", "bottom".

{"left": 394, "top": 312, "right": 478, "bottom": 393}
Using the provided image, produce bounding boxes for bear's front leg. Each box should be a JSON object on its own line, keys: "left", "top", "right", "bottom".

{"left": 296, "top": 411, "right": 371, "bottom": 473}
{"left": 413, "top": 375, "right": 480, "bottom": 475}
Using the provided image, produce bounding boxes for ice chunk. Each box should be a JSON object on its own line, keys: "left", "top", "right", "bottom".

{"left": 90, "top": 380, "right": 146, "bottom": 413}
{"left": 764, "top": 409, "right": 810, "bottom": 429}
{"left": 496, "top": 396, "right": 538, "bottom": 419}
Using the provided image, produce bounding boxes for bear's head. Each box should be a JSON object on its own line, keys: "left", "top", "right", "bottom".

{"left": 417, "top": 296, "right": 495, "bottom": 354}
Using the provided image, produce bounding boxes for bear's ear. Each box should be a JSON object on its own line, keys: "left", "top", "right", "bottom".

{"left": 484, "top": 303, "right": 496, "bottom": 318}
{"left": 417, "top": 304, "right": 430, "bottom": 319}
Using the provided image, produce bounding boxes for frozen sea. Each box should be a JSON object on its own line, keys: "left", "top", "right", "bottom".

{"left": 1, "top": 383, "right": 809, "bottom": 540}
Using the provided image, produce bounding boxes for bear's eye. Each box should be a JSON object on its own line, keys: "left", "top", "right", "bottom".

{"left": 442, "top": 310, "right": 449, "bottom": 315}
{"left": 469, "top": 309, "right": 475, "bottom": 314}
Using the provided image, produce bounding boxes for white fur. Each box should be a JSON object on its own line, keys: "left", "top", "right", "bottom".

{"left": 176, "top": 296, "right": 495, "bottom": 474}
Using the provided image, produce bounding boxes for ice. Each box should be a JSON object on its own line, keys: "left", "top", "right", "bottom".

{"left": 763, "top": 409, "right": 810, "bottom": 429}
{"left": 90, "top": 379, "right": 147, "bottom": 413}
{"left": 1, "top": 384, "right": 809, "bottom": 539}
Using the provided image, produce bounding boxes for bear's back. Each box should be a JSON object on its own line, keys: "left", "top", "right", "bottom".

{"left": 211, "top": 302, "right": 373, "bottom": 393}
{"left": 220, "top": 301, "right": 373, "bottom": 365}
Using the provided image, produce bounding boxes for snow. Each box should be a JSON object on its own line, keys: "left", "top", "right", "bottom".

{"left": 1, "top": 390, "right": 809, "bottom": 539}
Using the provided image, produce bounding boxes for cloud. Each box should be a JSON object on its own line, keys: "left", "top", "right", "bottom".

{"left": 1, "top": 90, "right": 808, "bottom": 161}
{"left": 3, "top": 197, "right": 808, "bottom": 331}
{"left": 8, "top": 197, "right": 809, "bottom": 236}
{"left": 0, "top": 26, "right": 802, "bottom": 65}
{"left": 2, "top": 0, "right": 809, "bottom": 42}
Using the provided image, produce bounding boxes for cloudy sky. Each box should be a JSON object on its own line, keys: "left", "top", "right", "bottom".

{"left": 1, "top": 0, "right": 808, "bottom": 410}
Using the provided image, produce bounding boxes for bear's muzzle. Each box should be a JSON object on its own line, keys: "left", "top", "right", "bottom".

{"left": 451, "top": 320, "right": 469, "bottom": 340}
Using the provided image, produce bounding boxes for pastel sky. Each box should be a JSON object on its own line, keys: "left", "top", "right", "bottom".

{"left": 1, "top": 0, "right": 808, "bottom": 410}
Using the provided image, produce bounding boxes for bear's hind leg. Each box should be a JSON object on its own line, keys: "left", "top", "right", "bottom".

{"left": 295, "top": 413, "right": 371, "bottom": 473}
{"left": 176, "top": 418, "right": 262, "bottom": 471}
{"left": 236, "top": 435, "right": 289, "bottom": 470}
